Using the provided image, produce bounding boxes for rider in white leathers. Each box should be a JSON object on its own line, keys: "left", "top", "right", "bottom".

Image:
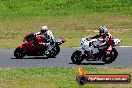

{"left": 35, "top": 26, "right": 55, "bottom": 54}
{"left": 35, "top": 26, "right": 55, "bottom": 46}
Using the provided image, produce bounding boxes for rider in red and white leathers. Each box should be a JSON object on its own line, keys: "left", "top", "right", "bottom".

{"left": 35, "top": 26, "right": 55, "bottom": 47}
{"left": 91, "top": 26, "right": 113, "bottom": 59}
{"left": 91, "top": 26, "right": 113, "bottom": 49}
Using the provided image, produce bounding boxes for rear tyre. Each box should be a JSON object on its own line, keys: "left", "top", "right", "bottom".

{"left": 71, "top": 50, "right": 84, "bottom": 64}
{"left": 102, "top": 48, "right": 118, "bottom": 64}
{"left": 14, "top": 47, "right": 26, "bottom": 58}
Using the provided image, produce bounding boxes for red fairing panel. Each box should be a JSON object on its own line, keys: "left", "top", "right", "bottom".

{"left": 60, "top": 36, "right": 66, "bottom": 42}
{"left": 18, "top": 44, "right": 27, "bottom": 49}
{"left": 37, "top": 36, "right": 47, "bottom": 43}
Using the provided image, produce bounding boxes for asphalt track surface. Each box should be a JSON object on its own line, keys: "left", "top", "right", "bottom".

{"left": 0, "top": 47, "right": 132, "bottom": 68}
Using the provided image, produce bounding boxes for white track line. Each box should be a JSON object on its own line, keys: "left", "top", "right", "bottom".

{"left": 71, "top": 46, "right": 132, "bottom": 48}
{"left": 117, "top": 46, "right": 132, "bottom": 47}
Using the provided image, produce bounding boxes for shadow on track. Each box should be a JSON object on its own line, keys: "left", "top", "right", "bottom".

{"left": 69, "top": 62, "right": 105, "bottom": 65}
{"left": 11, "top": 56, "right": 48, "bottom": 59}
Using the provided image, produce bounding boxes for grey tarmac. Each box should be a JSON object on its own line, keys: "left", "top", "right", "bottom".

{"left": 0, "top": 47, "right": 132, "bottom": 68}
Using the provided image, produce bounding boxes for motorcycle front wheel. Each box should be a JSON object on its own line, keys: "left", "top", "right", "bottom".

{"left": 46, "top": 45, "right": 60, "bottom": 58}
{"left": 102, "top": 48, "right": 118, "bottom": 64}
{"left": 71, "top": 50, "right": 84, "bottom": 64}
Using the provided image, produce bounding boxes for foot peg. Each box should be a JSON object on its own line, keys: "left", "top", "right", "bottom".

{"left": 45, "top": 51, "right": 50, "bottom": 55}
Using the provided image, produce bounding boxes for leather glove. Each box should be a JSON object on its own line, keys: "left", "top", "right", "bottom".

{"left": 50, "top": 41, "right": 55, "bottom": 45}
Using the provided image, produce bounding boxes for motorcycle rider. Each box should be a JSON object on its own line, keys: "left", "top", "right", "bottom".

{"left": 89, "top": 26, "right": 113, "bottom": 59}
{"left": 91, "top": 25, "right": 113, "bottom": 48}
{"left": 35, "top": 26, "right": 55, "bottom": 54}
{"left": 35, "top": 26, "right": 54, "bottom": 44}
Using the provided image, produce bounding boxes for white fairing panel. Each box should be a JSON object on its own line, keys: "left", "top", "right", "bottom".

{"left": 80, "top": 38, "right": 93, "bottom": 51}
{"left": 113, "top": 39, "right": 121, "bottom": 45}
{"left": 92, "top": 39, "right": 100, "bottom": 47}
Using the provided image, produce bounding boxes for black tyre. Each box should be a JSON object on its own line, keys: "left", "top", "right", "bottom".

{"left": 14, "top": 47, "right": 26, "bottom": 58}
{"left": 71, "top": 50, "right": 84, "bottom": 64}
{"left": 102, "top": 48, "right": 118, "bottom": 64}
{"left": 46, "top": 45, "right": 60, "bottom": 58}
{"left": 76, "top": 75, "right": 86, "bottom": 85}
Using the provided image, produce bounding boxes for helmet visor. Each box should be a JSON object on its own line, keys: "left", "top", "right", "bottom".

{"left": 41, "top": 30, "right": 47, "bottom": 33}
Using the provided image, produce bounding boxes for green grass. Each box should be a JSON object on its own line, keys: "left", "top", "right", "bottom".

{"left": 0, "top": 66, "right": 131, "bottom": 88}
{"left": 0, "top": 1, "right": 132, "bottom": 88}
{"left": 0, "top": 0, "right": 132, "bottom": 48}
{"left": 1, "top": 0, "right": 132, "bottom": 19}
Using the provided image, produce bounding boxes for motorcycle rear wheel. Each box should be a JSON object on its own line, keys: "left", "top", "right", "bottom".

{"left": 102, "top": 48, "right": 118, "bottom": 64}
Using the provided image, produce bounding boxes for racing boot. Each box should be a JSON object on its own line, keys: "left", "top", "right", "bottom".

{"left": 45, "top": 50, "right": 50, "bottom": 56}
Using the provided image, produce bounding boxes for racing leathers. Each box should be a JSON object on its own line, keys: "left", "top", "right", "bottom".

{"left": 91, "top": 32, "right": 113, "bottom": 49}
{"left": 35, "top": 30, "right": 55, "bottom": 47}
{"left": 91, "top": 32, "right": 113, "bottom": 59}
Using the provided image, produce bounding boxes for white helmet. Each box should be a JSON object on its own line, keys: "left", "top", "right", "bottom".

{"left": 99, "top": 26, "right": 108, "bottom": 35}
{"left": 40, "top": 26, "right": 48, "bottom": 34}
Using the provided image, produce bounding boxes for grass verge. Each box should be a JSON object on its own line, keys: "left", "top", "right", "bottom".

{"left": 0, "top": 0, "right": 132, "bottom": 48}
{"left": 0, "top": 14, "right": 132, "bottom": 48}
{"left": 0, "top": 66, "right": 131, "bottom": 88}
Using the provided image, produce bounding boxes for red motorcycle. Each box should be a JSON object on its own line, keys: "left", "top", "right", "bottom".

{"left": 14, "top": 33, "right": 65, "bottom": 58}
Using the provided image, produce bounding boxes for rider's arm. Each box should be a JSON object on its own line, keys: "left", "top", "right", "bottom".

{"left": 91, "top": 34, "right": 101, "bottom": 39}
{"left": 46, "top": 30, "right": 55, "bottom": 43}
{"left": 99, "top": 41, "right": 106, "bottom": 47}
{"left": 105, "top": 33, "right": 112, "bottom": 41}
{"left": 35, "top": 32, "right": 41, "bottom": 35}
{"left": 105, "top": 33, "right": 113, "bottom": 45}
{"left": 99, "top": 33, "right": 112, "bottom": 47}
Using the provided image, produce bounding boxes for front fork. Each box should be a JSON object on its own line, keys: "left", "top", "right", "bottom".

{"left": 45, "top": 44, "right": 58, "bottom": 55}
{"left": 106, "top": 45, "right": 113, "bottom": 56}
{"left": 77, "top": 49, "right": 84, "bottom": 59}
{"left": 44, "top": 45, "right": 54, "bottom": 55}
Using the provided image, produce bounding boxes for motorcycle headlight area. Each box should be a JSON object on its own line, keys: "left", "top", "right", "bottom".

{"left": 81, "top": 38, "right": 93, "bottom": 51}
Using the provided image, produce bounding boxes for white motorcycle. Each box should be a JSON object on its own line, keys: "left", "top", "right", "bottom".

{"left": 71, "top": 37, "right": 121, "bottom": 64}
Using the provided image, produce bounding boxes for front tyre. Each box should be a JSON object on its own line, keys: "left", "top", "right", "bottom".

{"left": 102, "top": 48, "right": 118, "bottom": 64}
{"left": 14, "top": 47, "right": 26, "bottom": 58}
{"left": 71, "top": 50, "right": 84, "bottom": 64}
{"left": 46, "top": 45, "right": 60, "bottom": 58}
